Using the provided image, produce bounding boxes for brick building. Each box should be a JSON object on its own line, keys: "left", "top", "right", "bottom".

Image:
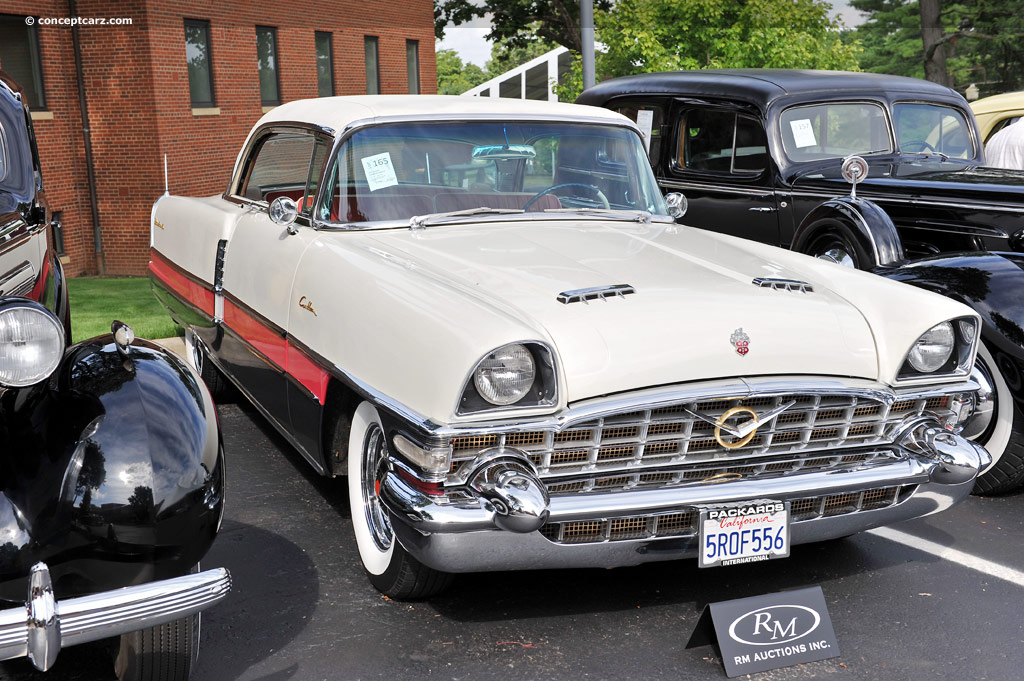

{"left": 0, "top": 1, "right": 436, "bottom": 275}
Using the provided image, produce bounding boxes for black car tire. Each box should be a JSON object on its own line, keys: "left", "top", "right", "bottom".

{"left": 346, "top": 401, "right": 453, "bottom": 600}
{"left": 804, "top": 225, "right": 872, "bottom": 270}
{"left": 113, "top": 612, "right": 200, "bottom": 681}
{"left": 972, "top": 343, "right": 1024, "bottom": 495}
{"left": 184, "top": 328, "right": 232, "bottom": 403}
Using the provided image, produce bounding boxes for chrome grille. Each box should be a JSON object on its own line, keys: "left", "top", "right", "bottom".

{"left": 449, "top": 394, "right": 949, "bottom": 492}
{"left": 537, "top": 485, "right": 913, "bottom": 544}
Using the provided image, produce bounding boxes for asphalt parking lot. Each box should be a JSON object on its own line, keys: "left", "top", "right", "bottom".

{"left": 4, "top": 399, "right": 1023, "bottom": 681}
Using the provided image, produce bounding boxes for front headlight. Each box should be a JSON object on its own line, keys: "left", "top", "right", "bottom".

{"left": 0, "top": 303, "right": 66, "bottom": 387}
{"left": 907, "top": 321, "right": 954, "bottom": 372}
{"left": 473, "top": 343, "right": 536, "bottom": 405}
{"left": 899, "top": 317, "right": 977, "bottom": 380}
{"left": 458, "top": 341, "right": 558, "bottom": 415}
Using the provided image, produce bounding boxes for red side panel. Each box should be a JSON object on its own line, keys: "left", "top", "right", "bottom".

{"left": 149, "top": 252, "right": 215, "bottom": 317}
{"left": 222, "top": 297, "right": 288, "bottom": 372}
{"left": 286, "top": 344, "right": 331, "bottom": 405}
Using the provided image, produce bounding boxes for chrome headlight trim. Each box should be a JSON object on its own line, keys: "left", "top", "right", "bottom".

{"left": 457, "top": 341, "right": 558, "bottom": 416}
{"left": 0, "top": 301, "right": 66, "bottom": 388}
{"left": 897, "top": 316, "right": 977, "bottom": 382}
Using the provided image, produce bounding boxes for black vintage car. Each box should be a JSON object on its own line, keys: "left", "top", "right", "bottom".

{"left": 0, "top": 74, "right": 229, "bottom": 679}
{"left": 578, "top": 69, "right": 1024, "bottom": 494}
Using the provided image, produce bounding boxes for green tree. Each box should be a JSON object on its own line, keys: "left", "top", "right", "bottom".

{"left": 853, "top": 0, "right": 1024, "bottom": 96}
{"left": 436, "top": 48, "right": 489, "bottom": 95}
{"left": 485, "top": 34, "right": 560, "bottom": 76}
{"left": 435, "top": 0, "right": 613, "bottom": 52}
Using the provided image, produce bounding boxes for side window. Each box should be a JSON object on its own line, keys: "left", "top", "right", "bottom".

{"left": 302, "top": 138, "right": 331, "bottom": 216}
{"left": 677, "top": 110, "right": 766, "bottom": 174}
{"left": 238, "top": 131, "right": 315, "bottom": 204}
{"left": 612, "top": 103, "right": 663, "bottom": 166}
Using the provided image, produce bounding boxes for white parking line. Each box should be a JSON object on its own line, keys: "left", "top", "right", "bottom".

{"left": 867, "top": 526, "right": 1024, "bottom": 587}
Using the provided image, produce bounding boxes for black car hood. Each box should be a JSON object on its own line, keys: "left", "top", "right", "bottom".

{"left": 791, "top": 157, "right": 1024, "bottom": 205}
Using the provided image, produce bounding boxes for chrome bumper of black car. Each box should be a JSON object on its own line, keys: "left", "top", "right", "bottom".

{"left": 0, "top": 563, "right": 231, "bottom": 671}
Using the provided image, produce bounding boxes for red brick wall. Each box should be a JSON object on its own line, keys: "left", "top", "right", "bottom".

{"left": 4, "top": 0, "right": 436, "bottom": 275}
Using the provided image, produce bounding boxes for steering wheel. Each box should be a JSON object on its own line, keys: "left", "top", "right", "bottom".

{"left": 523, "top": 183, "right": 610, "bottom": 211}
{"left": 902, "top": 140, "right": 936, "bottom": 153}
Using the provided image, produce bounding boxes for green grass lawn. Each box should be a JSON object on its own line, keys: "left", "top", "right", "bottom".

{"left": 67, "top": 277, "right": 181, "bottom": 343}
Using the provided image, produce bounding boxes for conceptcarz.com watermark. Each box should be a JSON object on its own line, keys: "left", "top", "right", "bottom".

{"left": 25, "top": 16, "right": 133, "bottom": 26}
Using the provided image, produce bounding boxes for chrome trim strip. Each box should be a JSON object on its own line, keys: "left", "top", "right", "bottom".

{"left": 658, "top": 178, "right": 775, "bottom": 197}
{"left": 556, "top": 283, "right": 636, "bottom": 304}
{"left": 0, "top": 567, "right": 231, "bottom": 670}
{"left": 788, "top": 189, "right": 1024, "bottom": 216}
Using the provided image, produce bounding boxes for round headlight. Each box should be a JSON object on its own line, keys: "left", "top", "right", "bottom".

{"left": 473, "top": 343, "right": 536, "bottom": 406}
{"left": 0, "top": 305, "right": 66, "bottom": 387}
{"left": 908, "top": 321, "right": 954, "bottom": 373}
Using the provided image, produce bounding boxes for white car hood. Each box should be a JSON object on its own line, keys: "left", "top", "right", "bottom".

{"left": 366, "top": 220, "right": 879, "bottom": 403}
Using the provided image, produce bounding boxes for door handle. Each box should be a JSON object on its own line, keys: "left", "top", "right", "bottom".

{"left": 748, "top": 207, "right": 777, "bottom": 213}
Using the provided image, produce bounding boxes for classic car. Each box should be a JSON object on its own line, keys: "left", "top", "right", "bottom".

{"left": 577, "top": 69, "right": 1024, "bottom": 494}
{"left": 151, "top": 95, "right": 989, "bottom": 600}
{"left": 0, "top": 74, "right": 229, "bottom": 679}
{"left": 971, "top": 90, "right": 1024, "bottom": 144}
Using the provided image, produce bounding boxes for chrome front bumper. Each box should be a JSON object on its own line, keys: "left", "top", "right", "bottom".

{"left": 381, "top": 428, "right": 990, "bottom": 574}
{"left": 0, "top": 563, "right": 231, "bottom": 671}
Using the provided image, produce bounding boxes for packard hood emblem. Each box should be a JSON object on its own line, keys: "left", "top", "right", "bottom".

{"left": 731, "top": 328, "right": 750, "bottom": 356}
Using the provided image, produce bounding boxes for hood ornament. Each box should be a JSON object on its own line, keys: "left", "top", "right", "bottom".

{"left": 730, "top": 328, "right": 750, "bottom": 356}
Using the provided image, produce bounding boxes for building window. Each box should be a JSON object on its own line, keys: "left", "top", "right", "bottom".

{"left": 0, "top": 14, "right": 46, "bottom": 110}
{"left": 184, "top": 19, "right": 214, "bottom": 107}
{"left": 256, "top": 26, "right": 280, "bottom": 107}
{"left": 406, "top": 40, "right": 419, "bottom": 95}
{"left": 315, "top": 31, "right": 334, "bottom": 97}
{"left": 364, "top": 36, "right": 379, "bottom": 95}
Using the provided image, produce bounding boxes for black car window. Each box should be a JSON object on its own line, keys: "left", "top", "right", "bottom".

{"left": 676, "top": 110, "right": 767, "bottom": 175}
{"left": 612, "top": 103, "right": 663, "bottom": 166}
{"left": 238, "top": 131, "right": 315, "bottom": 204}
{"left": 780, "top": 102, "right": 891, "bottom": 162}
{"left": 893, "top": 102, "right": 973, "bottom": 159}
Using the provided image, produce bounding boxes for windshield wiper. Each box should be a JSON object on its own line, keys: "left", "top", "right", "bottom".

{"left": 542, "top": 207, "right": 666, "bottom": 224}
{"left": 409, "top": 207, "right": 523, "bottom": 229}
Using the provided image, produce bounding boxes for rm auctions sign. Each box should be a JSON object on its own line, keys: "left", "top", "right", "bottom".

{"left": 686, "top": 586, "right": 840, "bottom": 677}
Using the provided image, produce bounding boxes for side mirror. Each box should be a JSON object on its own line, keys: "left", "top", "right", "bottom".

{"left": 665, "top": 192, "right": 688, "bottom": 219}
{"left": 841, "top": 155, "right": 868, "bottom": 200}
{"left": 269, "top": 196, "right": 299, "bottom": 234}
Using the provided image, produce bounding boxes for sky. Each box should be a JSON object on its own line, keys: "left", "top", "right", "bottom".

{"left": 435, "top": 2, "right": 867, "bottom": 68}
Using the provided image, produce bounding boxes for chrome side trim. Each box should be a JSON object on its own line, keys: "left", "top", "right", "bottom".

{"left": 556, "top": 283, "right": 636, "bottom": 304}
{"left": 751, "top": 277, "right": 812, "bottom": 293}
{"left": 788, "top": 189, "right": 1024, "bottom": 216}
{"left": 659, "top": 178, "right": 775, "bottom": 197}
{"left": 0, "top": 567, "right": 231, "bottom": 671}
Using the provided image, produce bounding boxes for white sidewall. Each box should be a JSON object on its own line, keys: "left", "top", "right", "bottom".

{"left": 347, "top": 401, "right": 395, "bottom": 575}
{"left": 975, "top": 342, "right": 1013, "bottom": 472}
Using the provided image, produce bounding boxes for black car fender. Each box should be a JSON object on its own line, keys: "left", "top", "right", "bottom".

{"left": 793, "top": 197, "right": 905, "bottom": 267}
{"left": 878, "top": 251, "right": 1024, "bottom": 399}
{"left": 0, "top": 337, "right": 224, "bottom": 599}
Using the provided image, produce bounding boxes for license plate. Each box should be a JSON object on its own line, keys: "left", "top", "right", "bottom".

{"left": 698, "top": 500, "right": 790, "bottom": 568}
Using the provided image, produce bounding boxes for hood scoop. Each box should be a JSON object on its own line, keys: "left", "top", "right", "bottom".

{"left": 557, "top": 283, "right": 636, "bottom": 305}
{"left": 752, "top": 277, "right": 814, "bottom": 293}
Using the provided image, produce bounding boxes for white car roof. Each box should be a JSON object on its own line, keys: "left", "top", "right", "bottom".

{"left": 256, "top": 95, "right": 634, "bottom": 133}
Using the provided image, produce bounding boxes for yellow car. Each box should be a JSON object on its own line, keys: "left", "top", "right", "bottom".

{"left": 970, "top": 90, "right": 1024, "bottom": 143}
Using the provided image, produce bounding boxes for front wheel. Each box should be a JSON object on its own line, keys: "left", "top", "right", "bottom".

{"left": 113, "top": 611, "right": 199, "bottom": 681}
{"left": 970, "top": 342, "right": 1024, "bottom": 495}
{"left": 347, "top": 402, "right": 453, "bottom": 599}
{"left": 804, "top": 226, "right": 871, "bottom": 270}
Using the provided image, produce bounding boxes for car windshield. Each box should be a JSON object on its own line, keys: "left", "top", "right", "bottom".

{"left": 780, "top": 102, "right": 892, "bottom": 162}
{"left": 314, "top": 121, "right": 669, "bottom": 226}
{"left": 892, "top": 102, "right": 974, "bottom": 159}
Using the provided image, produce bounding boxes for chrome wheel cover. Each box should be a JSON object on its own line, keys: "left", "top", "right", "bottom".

{"left": 816, "top": 247, "right": 856, "bottom": 268}
{"left": 361, "top": 424, "right": 393, "bottom": 552}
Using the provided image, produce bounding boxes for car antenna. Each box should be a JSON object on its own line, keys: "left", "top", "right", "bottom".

{"left": 164, "top": 153, "right": 169, "bottom": 196}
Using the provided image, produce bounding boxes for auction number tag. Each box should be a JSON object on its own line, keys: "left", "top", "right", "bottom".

{"left": 699, "top": 500, "right": 790, "bottom": 568}
{"left": 360, "top": 151, "right": 399, "bottom": 191}
{"left": 789, "top": 119, "right": 817, "bottom": 149}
